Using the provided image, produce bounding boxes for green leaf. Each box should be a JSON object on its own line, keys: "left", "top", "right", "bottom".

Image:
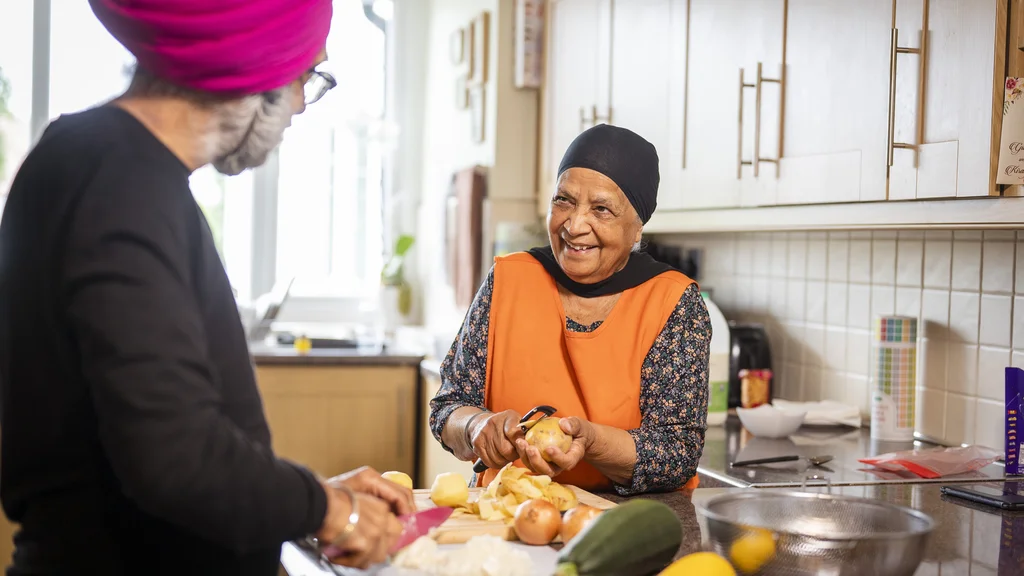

{"left": 394, "top": 234, "right": 415, "bottom": 256}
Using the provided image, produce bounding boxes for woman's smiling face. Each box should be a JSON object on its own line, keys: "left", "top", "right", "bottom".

{"left": 547, "top": 167, "right": 643, "bottom": 284}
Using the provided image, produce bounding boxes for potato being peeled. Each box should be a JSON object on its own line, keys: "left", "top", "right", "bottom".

{"left": 525, "top": 418, "right": 571, "bottom": 462}
{"left": 430, "top": 472, "right": 469, "bottom": 507}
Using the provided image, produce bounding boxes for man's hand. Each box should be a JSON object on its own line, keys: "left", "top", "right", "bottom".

{"left": 326, "top": 466, "right": 415, "bottom": 516}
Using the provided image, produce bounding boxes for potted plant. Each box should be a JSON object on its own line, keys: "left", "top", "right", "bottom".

{"left": 380, "top": 234, "right": 415, "bottom": 331}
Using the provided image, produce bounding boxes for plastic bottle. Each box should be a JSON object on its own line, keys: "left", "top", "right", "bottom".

{"left": 701, "top": 292, "right": 730, "bottom": 426}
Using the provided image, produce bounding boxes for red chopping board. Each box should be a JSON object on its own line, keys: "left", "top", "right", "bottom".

{"left": 412, "top": 486, "right": 617, "bottom": 545}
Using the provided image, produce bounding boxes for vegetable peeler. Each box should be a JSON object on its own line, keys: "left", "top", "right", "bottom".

{"left": 472, "top": 405, "right": 557, "bottom": 474}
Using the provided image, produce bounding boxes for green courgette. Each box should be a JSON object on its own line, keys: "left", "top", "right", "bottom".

{"left": 554, "top": 499, "right": 683, "bottom": 576}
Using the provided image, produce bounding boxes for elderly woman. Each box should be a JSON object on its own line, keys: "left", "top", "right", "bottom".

{"left": 429, "top": 124, "right": 710, "bottom": 495}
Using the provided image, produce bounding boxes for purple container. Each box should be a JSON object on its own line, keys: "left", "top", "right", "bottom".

{"left": 1007, "top": 367, "right": 1024, "bottom": 476}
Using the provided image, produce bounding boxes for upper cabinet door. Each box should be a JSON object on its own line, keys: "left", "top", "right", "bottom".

{"left": 670, "top": 0, "right": 783, "bottom": 209}
{"left": 609, "top": 0, "right": 677, "bottom": 209}
{"left": 888, "top": 0, "right": 1005, "bottom": 200}
{"left": 777, "top": 0, "right": 892, "bottom": 204}
{"left": 538, "top": 0, "right": 612, "bottom": 210}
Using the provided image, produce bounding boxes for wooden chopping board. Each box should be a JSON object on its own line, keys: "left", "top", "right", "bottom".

{"left": 413, "top": 486, "right": 617, "bottom": 545}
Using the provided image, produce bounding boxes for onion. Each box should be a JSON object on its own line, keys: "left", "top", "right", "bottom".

{"left": 559, "top": 504, "right": 603, "bottom": 543}
{"left": 513, "top": 499, "right": 561, "bottom": 545}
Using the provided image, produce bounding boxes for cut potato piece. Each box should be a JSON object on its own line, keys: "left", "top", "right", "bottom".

{"left": 459, "top": 463, "right": 582, "bottom": 524}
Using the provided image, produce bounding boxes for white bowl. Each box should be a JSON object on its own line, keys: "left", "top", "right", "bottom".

{"left": 736, "top": 404, "right": 807, "bottom": 438}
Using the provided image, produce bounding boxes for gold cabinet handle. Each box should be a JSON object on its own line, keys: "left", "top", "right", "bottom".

{"left": 578, "top": 106, "right": 593, "bottom": 131}
{"left": 754, "top": 62, "right": 783, "bottom": 178}
{"left": 887, "top": 0, "right": 928, "bottom": 174}
{"left": 738, "top": 68, "right": 756, "bottom": 179}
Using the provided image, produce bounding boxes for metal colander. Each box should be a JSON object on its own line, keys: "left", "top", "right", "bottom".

{"left": 700, "top": 490, "right": 935, "bottom": 576}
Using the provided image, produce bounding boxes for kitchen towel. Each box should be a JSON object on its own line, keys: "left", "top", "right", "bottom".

{"left": 871, "top": 316, "right": 917, "bottom": 441}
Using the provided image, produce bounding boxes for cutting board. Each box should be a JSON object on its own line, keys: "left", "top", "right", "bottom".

{"left": 413, "top": 486, "right": 617, "bottom": 545}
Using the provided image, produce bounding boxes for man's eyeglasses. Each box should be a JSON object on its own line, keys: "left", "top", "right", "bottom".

{"left": 304, "top": 69, "right": 337, "bottom": 105}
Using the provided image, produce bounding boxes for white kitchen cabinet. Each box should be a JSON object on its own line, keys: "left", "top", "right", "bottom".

{"left": 888, "top": 0, "right": 1006, "bottom": 200}
{"left": 538, "top": 0, "right": 612, "bottom": 214}
{"left": 608, "top": 0, "right": 677, "bottom": 208}
{"left": 539, "top": 0, "right": 1011, "bottom": 218}
{"left": 663, "top": 0, "right": 784, "bottom": 210}
{"left": 775, "top": 0, "right": 892, "bottom": 204}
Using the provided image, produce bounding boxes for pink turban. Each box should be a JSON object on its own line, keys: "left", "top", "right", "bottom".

{"left": 89, "top": 0, "right": 333, "bottom": 95}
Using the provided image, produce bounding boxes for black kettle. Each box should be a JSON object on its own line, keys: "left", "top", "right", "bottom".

{"left": 728, "top": 322, "right": 773, "bottom": 408}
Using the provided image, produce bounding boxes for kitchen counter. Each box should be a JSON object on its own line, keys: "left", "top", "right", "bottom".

{"left": 278, "top": 488, "right": 706, "bottom": 576}
{"left": 250, "top": 343, "right": 424, "bottom": 367}
{"left": 691, "top": 482, "right": 1024, "bottom": 574}
{"left": 280, "top": 481, "right": 1022, "bottom": 575}
{"left": 697, "top": 414, "right": 1006, "bottom": 488}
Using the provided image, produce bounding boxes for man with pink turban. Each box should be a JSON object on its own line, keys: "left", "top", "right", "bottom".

{"left": 0, "top": 1, "right": 411, "bottom": 574}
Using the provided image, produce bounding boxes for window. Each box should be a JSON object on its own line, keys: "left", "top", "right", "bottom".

{"left": 274, "top": 0, "right": 388, "bottom": 297}
{"left": 0, "top": 0, "right": 33, "bottom": 199}
{"left": 1, "top": 0, "right": 390, "bottom": 307}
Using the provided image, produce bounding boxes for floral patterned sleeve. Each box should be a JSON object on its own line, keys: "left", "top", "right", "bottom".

{"left": 428, "top": 268, "right": 495, "bottom": 454}
{"left": 428, "top": 269, "right": 712, "bottom": 495}
{"left": 616, "top": 283, "right": 711, "bottom": 496}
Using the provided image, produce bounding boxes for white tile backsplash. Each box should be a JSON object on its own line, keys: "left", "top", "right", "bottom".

{"left": 982, "top": 241, "right": 1016, "bottom": 293}
{"left": 805, "top": 280, "right": 827, "bottom": 323}
{"left": 923, "top": 239, "right": 953, "bottom": 289}
{"left": 951, "top": 241, "right": 982, "bottom": 291}
{"left": 827, "top": 235, "right": 849, "bottom": 282}
{"left": 663, "top": 228, "right": 1023, "bottom": 449}
{"left": 872, "top": 238, "right": 897, "bottom": 284}
{"left": 975, "top": 400, "right": 1004, "bottom": 452}
{"left": 921, "top": 289, "right": 951, "bottom": 340}
{"left": 948, "top": 292, "right": 980, "bottom": 343}
{"left": 826, "top": 282, "right": 848, "bottom": 326}
{"left": 849, "top": 239, "right": 873, "bottom": 280}
{"left": 976, "top": 346, "right": 1011, "bottom": 401}
{"left": 788, "top": 234, "right": 808, "bottom": 278}
{"left": 978, "top": 294, "right": 1012, "bottom": 347}
{"left": 897, "top": 234, "right": 924, "bottom": 287}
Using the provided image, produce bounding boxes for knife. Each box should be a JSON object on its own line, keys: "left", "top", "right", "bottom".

{"left": 318, "top": 506, "right": 454, "bottom": 560}
{"left": 389, "top": 506, "right": 454, "bottom": 554}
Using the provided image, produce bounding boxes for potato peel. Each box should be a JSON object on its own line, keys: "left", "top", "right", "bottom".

{"left": 468, "top": 463, "right": 579, "bottom": 524}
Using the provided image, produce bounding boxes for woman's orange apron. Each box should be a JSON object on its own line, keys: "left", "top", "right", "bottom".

{"left": 479, "top": 252, "right": 701, "bottom": 492}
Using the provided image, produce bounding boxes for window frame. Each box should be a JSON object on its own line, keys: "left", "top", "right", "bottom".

{"left": 22, "top": 0, "right": 391, "bottom": 307}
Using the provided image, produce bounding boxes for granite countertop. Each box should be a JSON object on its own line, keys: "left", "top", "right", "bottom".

{"left": 697, "top": 414, "right": 1006, "bottom": 488}
{"left": 691, "top": 482, "right": 1024, "bottom": 574}
{"left": 278, "top": 489, "right": 705, "bottom": 576}
{"left": 280, "top": 482, "right": 1022, "bottom": 574}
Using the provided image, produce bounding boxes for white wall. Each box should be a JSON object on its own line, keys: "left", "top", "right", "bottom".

{"left": 396, "top": 0, "right": 540, "bottom": 347}
{"left": 660, "top": 230, "right": 1024, "bottom": 452}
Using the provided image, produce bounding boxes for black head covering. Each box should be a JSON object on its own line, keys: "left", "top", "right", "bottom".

{"left": 528, "top": 124, "right": 674, "bottom": 299}
{"left": 556, "top": 123, "right": 660, "bottom": 223}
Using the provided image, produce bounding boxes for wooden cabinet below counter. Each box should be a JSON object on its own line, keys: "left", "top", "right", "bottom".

{"left": 255, "top": 365, "right": 419, "bottom": 481}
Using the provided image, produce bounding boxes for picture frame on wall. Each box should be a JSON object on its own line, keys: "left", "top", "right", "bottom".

{"left": 469, "top": 86, "right": 485, "bottom": 143}
{"left": 455, "top": 76, "right": 469, "bottom": 110}
{"left": 513, "top": 0, "right": 544, "bottom": 89}
{"left": 469, "top": 12, "right": 489, "bottom": 86}
{"left": 449, "top": 28, "right": 464, "bottom": 65}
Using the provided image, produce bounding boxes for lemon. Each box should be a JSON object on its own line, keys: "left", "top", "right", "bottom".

{"left": 658, "top": 552, "right": 736, "bottom": 576}
{"left": 430, "top": 472, "right": 469, "bottom": 507}
{"left": 729, "top": 528, "right": 776, "bottom": 574}
{"left": 381, "top": 470, "right": 413, "bottom": 490}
